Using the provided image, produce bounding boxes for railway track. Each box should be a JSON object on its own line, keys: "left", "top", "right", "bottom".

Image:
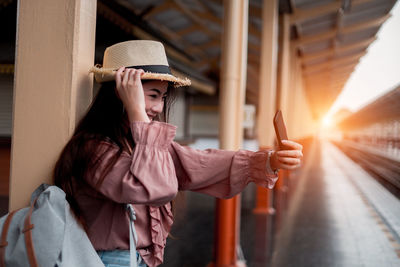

{"left": 333, "top": 141, "right": 400, "bottom": 198}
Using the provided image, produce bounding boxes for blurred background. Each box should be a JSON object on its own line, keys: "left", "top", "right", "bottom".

{"left": 0, "top": 0, "right": 399, "bottom": 266}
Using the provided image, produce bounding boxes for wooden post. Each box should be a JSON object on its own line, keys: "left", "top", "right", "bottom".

{"left": 9, "top": 0, "right": 97, "bottom": 210}
{"left": 254, "top": 0, "right": 279, "bottom": 215}
{"left": 212, "top": 0, "right": 248, "bottom": 266}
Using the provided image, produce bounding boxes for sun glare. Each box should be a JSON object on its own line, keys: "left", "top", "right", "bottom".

{"left": 322, "top": 116, "right": 332, "bottom": 128}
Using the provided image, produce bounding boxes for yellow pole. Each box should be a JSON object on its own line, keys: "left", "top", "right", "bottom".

{"left": 254, "top": 0, "right": 279, "bottom": 214}
{"left": 9, "top": 0, "right": 97, "bottom": 209}
{"left": 274, "top": 13, "right": 291, "bottom": 208}
{"left": 213, "top": 0, "right": 248, "bottom": 266}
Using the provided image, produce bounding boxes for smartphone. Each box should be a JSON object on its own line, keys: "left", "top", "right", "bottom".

{"left": 273, "top": 110, "right": 289, "bottom": 150}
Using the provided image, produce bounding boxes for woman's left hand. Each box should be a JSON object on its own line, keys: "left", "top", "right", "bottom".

{"left": 270, "top": 140, "right": 303, "bottom": 171}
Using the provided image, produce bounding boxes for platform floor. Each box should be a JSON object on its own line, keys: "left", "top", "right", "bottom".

{"left": 270, "top": 139, "right": 400, "bottom": 267}
{"left": 162, "top": 139, "right": 400, "bottom": 267}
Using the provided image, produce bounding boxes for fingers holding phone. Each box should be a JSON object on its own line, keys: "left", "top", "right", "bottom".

{"left": 270, "top": 141, "right": 303, "bottom": 170}
{"left": 272, "top": 110, "right": 303, "bottom": 170}
{"left": 274, "top": 140, "right": 303, "bottom": 168}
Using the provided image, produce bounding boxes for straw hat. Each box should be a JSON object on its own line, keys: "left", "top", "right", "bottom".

{"left": 90, "top": 40, "right": 191, "bottom": 87}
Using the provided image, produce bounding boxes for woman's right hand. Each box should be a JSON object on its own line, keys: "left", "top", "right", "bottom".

{"left": 115, "top": 67, "right": 150, "bottom": 122}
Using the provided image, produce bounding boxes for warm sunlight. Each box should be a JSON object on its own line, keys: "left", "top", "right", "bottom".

{"left": 322, "top": 116, "right": 332, "bottom": 128}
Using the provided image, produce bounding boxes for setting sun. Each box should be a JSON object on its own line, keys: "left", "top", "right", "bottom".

{"left": 322, "top": 116, "right": 332, "bottom": 128}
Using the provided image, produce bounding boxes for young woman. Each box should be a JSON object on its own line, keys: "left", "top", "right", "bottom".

{"left": 53, "top": 40, "right": 303, "bottom": 267}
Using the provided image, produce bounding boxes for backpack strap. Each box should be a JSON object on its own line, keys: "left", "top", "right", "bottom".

{"left": 125, "top": 204, "right": 138, "bottom": 267}
{"left": 22, "top": 198, "right": 39, "bottom": 267}
{"left": 0, "top": 209, "right": 20, "bottom": 267}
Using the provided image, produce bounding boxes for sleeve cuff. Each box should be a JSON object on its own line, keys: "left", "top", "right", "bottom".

{"left": 266, "top": 150, "right": 279, "bottom": 176}
{"left": 249, "top": 150, "right": 279, "bottom": 189}
{"left": 131, "top": 121, "right": 177, "bottom": 149}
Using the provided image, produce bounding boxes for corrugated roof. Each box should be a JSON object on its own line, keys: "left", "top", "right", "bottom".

{"left": 293, "top": 0, "right": 397, "bottom": 119}
{"left": 1, "top": 0, "right": 393, "bottom": 117}
{"left": 106, "top": 0, "right": 396, "bottom": 119}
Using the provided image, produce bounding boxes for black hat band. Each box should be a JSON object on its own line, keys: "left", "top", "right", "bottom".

{"left": 125, "top": 65, "right": 171, "bottom": 75}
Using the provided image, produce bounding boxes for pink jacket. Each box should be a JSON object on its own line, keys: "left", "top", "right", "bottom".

{"left": 75, "top": 121, "right": 278, "bottom": 267}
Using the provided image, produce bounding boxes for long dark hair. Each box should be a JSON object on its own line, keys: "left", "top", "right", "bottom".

{"left": 53, "top": 80, "right": 175, "bottom": 226}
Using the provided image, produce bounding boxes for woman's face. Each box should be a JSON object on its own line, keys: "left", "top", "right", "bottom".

{"left": 143, "top": 80, "right": 169, "bottom": 121}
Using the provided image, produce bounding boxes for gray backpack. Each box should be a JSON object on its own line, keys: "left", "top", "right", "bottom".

{"left": 0, "top": 184, "right": 104, "bottom": 267}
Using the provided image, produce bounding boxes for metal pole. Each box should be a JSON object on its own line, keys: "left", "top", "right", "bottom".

{"left": 213, "top": 0, "right": 248, "bottom": 266}
{"left": 254, "top": 0, "right": 279, "bottom": 215}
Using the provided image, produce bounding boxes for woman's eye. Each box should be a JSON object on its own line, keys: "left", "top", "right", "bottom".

{"left": 149, "top": 95, "right": 157, "bottom": 99}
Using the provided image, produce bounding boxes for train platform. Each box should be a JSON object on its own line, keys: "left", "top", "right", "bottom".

{"left": 271, "top": 140, "right": 400, "bottom": 267}
{"left": 162, "top": 138, "right": 400, "bottom": 267}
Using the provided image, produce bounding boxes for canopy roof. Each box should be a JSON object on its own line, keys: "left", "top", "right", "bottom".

{"left": 0, "top": 0, "right": 396, "bottom": 120}
{"left": 96, "top": 0, "right": 396, "bottom": 120}
{"left": 292, "top": 0, "right": 396, "bottom": 119}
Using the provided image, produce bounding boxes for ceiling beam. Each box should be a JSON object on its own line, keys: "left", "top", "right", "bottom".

{"left": 186, "top": 39, "right": 220, "bottom": 57}
{"left": 305, "top": 74, "right": 349, "bottom": 84}
{"left": 193, "top": 0, "right": 261, "bottom": 56}
{"left": 303, "top": 60, "right": 359, "bottom": 75}
{"left": 177, "top": 24, "right": 203, "bottom": 36}
{"left": 143, "top": 20, "right": 208, "bottom": 60}
{"left": 173, "top": 0, "right": 219, "bottom": 39}
{"left": 305, "top": 75, "right": 349, "bottom": 86}
{"left": 142, "top": 0, "right": 225, "bottom": 67}
{"left": 295, "top": 11, "right": 389, "bottom": 47}
{"left": 194, "top": 55, "right": 219, "bottom": 69}
{"left": 142, "top": 1, "right": 176, "bottom": 20}
{"left": 341, "top": 13, "right": 391, "bottom": 34}
{"left": 290, "top": 0, "right": 375, "bottom": 24}
{"left": 191, "top": 0, "right": 222, "bottom": 25}
{"left": 302, "top": 51, "right": 366, "bottom": 72}
{"left": 303, "top": 62, "right": 357, "bottom": 77}
{"left": 295, "top": 30, "right": 337, "bottom": 47}
{"left": 290, "top": 0, "right": 341, "bottom": 24}
{"left": 301, "top": 36, "right": 376, "bottom": 63}
{"left": 303, "top": 62, "right": 358, "bottom": 76}
{"left": 305, "top": 70, "right": 351, "bottom": 80}
{"left": 303, "top": 65, "right": 355, "bottom": 77}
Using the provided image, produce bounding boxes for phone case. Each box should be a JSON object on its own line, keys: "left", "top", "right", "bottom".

{"left": 273, "top": 110, "right": 289, "bottom": 150}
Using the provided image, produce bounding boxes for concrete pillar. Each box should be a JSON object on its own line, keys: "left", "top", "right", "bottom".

{"left": 9, "top": 0, "right": 97, "bottom": 210}
{"left": 254, "top": 0, "right": 279, "bottom": 214}
{"left": 213, "top": 0, "right": 248, "bottom": 266}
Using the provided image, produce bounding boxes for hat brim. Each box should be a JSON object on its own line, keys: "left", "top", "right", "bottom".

{"left": 89, "top": 66, "right": 191, "bottom": 87}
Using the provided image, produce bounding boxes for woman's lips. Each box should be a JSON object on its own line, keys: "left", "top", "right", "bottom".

{"left": 147, "top": 114, "right": 155, "bottom": 121}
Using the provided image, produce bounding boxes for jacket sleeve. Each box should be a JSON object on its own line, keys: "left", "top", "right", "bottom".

{"left": 168, "top": 142, "right": 278, "bottom": 199}
{"left": 84, "top": 121, "right": 178, "bottom": 206}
